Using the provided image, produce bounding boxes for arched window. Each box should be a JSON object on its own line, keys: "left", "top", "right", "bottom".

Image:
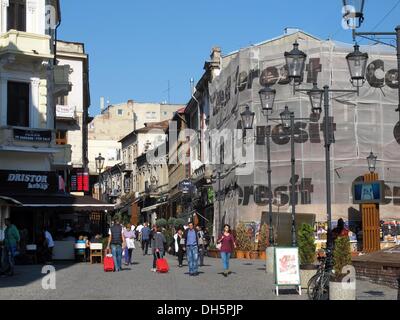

{"left": 7, "top": 0, "right": 26, "bottom": 32}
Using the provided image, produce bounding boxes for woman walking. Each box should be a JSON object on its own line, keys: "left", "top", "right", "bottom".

{"left": 123, "top": 224, "right": 136, "bottom": 266}
{"left": 217, "top": 224, "right": 236, "bottom": 277}
{"left": 151, "top": 226, "right": 166, "bottom": 272}
{"left": 174, "top": 228, "right": 185, "bottom": 268}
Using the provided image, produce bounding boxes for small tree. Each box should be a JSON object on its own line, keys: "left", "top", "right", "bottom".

{"left": 174, "top": 218, "right": 185, "bottom": 229}
{"left": 333, "top": 237, "right": 352, "bottom": 281}
{"left": 167, "top": 217, "right": 176, "bottom": 228}
{"left": 156, "top": 218, "right": 167, "bottom": 228}
{"left": 236, "top": 222, "right": 252, "bottom": 251}
{"left": 298, "top": 224, "right": 317, "bottom": 266}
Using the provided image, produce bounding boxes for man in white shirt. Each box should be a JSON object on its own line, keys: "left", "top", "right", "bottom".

{"left": 44, "top": 228, "right": 55, "bottom": 263}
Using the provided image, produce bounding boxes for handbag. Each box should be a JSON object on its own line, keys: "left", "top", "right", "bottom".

{"left": 216, "top": 242, "right": 222, "bottom": 250}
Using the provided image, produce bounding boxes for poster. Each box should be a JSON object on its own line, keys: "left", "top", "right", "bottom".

{"left": 274, "top": 247, "right": 301, "bottom": 286}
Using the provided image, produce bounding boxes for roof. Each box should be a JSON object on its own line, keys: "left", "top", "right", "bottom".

{"left": 222, "top": 30, "right": 320, "bottom": 59}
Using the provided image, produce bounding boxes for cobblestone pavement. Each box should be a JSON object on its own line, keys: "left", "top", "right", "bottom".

{"left": 0, "top": 250, "right": 397, "bottom": 300}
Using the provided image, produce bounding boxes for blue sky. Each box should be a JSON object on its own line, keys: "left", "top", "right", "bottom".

{"left": 58, "top": 0, "right": 400, "bottom": 116}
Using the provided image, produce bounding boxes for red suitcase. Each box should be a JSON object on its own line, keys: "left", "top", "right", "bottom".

{"left": 104, "top": 256, "right": 115, "bottom": 272}
{"left": 156, "top": 253, "right": 169, "bottom": 273}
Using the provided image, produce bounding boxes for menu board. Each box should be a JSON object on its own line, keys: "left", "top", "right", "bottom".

{"left": 274, "top": 247, "right": 301, "bottom": 286}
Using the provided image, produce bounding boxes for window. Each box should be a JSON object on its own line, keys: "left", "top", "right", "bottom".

{"left": 7, "top": 81, "right": 29, "bottom": 127}
{"left": 56, "top": 130, "right": 67, "bottom": 145}
{"left": 117, "top": 109, "right": 123, "bottom": 116}
{"left": 7, "top": 0, "right": 26, "bottom": 32}
{"left": 56, "top": 95, "right": 68, "bottom": 106}
{"left": 146, "top": 111, "right": 157, "bottom": 120}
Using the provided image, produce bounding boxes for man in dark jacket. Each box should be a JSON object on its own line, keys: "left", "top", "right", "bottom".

{"left": 107, "top": 218, "right": 125, "bottom": 272}
{"left": 184, "top": 222, "right": 199, "bottom": 276}
{"left": 141, "top": 223, "right": 151, "bottom": 256}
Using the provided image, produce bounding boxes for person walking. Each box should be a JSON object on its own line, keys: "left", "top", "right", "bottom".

{"left": 43, "top": 228, "right": 55, "bottom": 263}
{"left": 174, "top": 228, "right": 185, "bottom": 268}
{"left": 197, "top": 226, "right": 206, "bottom": 267}
{"left": 184, "top": 222, "right": 199, "bottom": 276}
{"left": 107, "top": 218, "right": 125, "bottom": 272}
{"left": 3, "top": 219, "right": 20, "bottom": 276}
{"left": 217, "top": 224, "right": 237, "bottom": 277}
{"left": 123, "top": 224, "right": 136, "bottom": 266}
{"left": 151, "top": 226, "right": 166, "bottom": 272}
{"left": 141, "top": 223, "right": 151, "bottom": 256}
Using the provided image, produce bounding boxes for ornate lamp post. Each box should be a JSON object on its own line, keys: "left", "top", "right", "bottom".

{"left": 95, "top": 153, "right": 105, "bottom": 201}
{"left": 367, "top": 152, "right": 377, "bottom": 174}
{"left": 259, "top": 87, "right": 277, "bottom": 246}
{"left": 342, "top": 0, "right": 400, "bottom": 121}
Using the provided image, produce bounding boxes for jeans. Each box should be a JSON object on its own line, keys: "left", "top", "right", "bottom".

{"left": 5, "top": 245, "right": 17, "bottom": 274}
{"left": 186, "top": 245, "right": 199, "bottom": 274}
{"left": 111, "top": 244, "right": 123, "bottom": 271}
{"left": 125, "top": 248, "right": 133, "bottom": 265}
{"left": 221, "top": 252, "right": 231, "bottom": 271}
{"left": 198, "top": 245, "right": 205, "bottom": 266}
{"left": 142, "top": 239, "right": 150, "bottom": 255}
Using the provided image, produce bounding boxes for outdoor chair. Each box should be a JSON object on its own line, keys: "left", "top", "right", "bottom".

{"left": 74, "top": 243, "right": 87, "bottom": 262}
{"left": 90, "top": 243, "right": 103, "bottom": 264}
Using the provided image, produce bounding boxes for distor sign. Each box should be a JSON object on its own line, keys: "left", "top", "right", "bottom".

{"left": 274, "top": 247, "right": 301, "bottom": 296}
{"left": 14, "top": 129, "right": 52, "bottom": 143}
{"left": 0, "top": 170, "right": 59, "bottom": 193}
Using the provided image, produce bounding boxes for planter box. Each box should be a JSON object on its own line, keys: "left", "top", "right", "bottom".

{"left": 329, "top": 281, "right": 356, "bottom": 300}
{"left": 207, "top": 249, "right": 220, "bottom": 259}
{"left": 300, "top": 267, "right": 318, "bottom": 289}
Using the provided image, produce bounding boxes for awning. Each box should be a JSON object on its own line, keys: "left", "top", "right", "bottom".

{"left": 2, "top": 194, "right": 115, "bottom": 212}
{"left": 0, "top": 196, "right": 23, "bottom": 206}
{"left": 141, "top": 202, "right": 168, "bottom": 213}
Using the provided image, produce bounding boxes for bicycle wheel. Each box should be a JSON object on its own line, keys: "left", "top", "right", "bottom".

{"left": 307, "top": 273, "right": 320, "bottom": 300}
{"left": 313, "top": 273, "right": 330, "bottom": 301}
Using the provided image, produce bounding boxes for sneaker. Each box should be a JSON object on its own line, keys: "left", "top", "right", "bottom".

{"left": 223, "top": 271, "right": 228, "bottom": 277}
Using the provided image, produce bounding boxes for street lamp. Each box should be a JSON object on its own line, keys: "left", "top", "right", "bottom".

{"left": 95, "top": 153, "right": 105, "bottom": 201}
{"left": 259, "top": 87, "right": 276, "bottom": 113}
{"left": 342, "top": 0, "right": 365, "bottom": 29}
{"left": 259, "top": 87, "right": 276, "bottom": 246}
{"left": 240, "top": 105, "right": 256, "bottom": 130}
{"left": 308, "top": 83, "right": 323, "bottom": 114}
{"left": 343, "top": 1, "right": 400, "bottom": 120}
{"left": 280, "top": 106, "right": 298, "bottom": 247}
{"left": 367, "top": 152, "right": 377, "bottom": 173}
{"left": 346, "top": 44, "right": 369, "bottom": 89}
{"left": 285, "top": 41, "right": 307, "bottom": 94}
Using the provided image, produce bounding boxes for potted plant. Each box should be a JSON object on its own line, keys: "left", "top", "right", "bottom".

{"left": 298, "top": 224, "right": 318, "bottom": 289}
{"left": 235, "top": 222, "right": 252, "bottom": 259}
{"left": 207, "top": 243, "right": 220, "bottom": 258}
{"left": 330, "top": 236, "right": 355, "bottom": 300}
{"left": 258, "top": 224, "right": 269, "bottom": 260}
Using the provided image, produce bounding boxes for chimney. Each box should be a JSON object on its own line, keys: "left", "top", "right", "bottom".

{"left": 190, "top": 78, "right": 195, "bottom": 95}
{"left": 100, "top": 97, "right": 105, "bottom": 113}
{"left": 210, "top": 47, "right": 221, "bottom": 64}
{"left": 209, "top": 47, "right": 222, "bottom": 80}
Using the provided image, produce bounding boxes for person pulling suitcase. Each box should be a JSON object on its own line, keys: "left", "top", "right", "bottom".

{"left": 150, "top": 226, "right": 166, "bottom": 273}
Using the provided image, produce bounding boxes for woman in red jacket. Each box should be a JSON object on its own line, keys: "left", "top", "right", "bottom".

{"left": 217, "top": 224, "right": 237, "bottom": 277}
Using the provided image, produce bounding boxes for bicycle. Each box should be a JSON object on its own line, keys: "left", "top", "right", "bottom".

{"left": 307, "top": 249, "right": 332, "bottom": 300}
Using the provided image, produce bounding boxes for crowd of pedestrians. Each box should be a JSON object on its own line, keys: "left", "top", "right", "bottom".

{"left": 0, "top": 214, "right": 236, "bottom": 278}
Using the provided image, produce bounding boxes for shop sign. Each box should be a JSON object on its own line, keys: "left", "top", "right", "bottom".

{"left": 14, "top": 129, "right": 52, "bottom": 143}
{"left": 0, "top": 170, "right": 59, "bottom": 193}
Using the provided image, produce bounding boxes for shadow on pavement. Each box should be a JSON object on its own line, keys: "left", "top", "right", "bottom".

{"left": 0, "top": 262, "right": 76, "bottom": 289}
{"left": 363, "top": 291, "right": 385, "bottom": 297}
